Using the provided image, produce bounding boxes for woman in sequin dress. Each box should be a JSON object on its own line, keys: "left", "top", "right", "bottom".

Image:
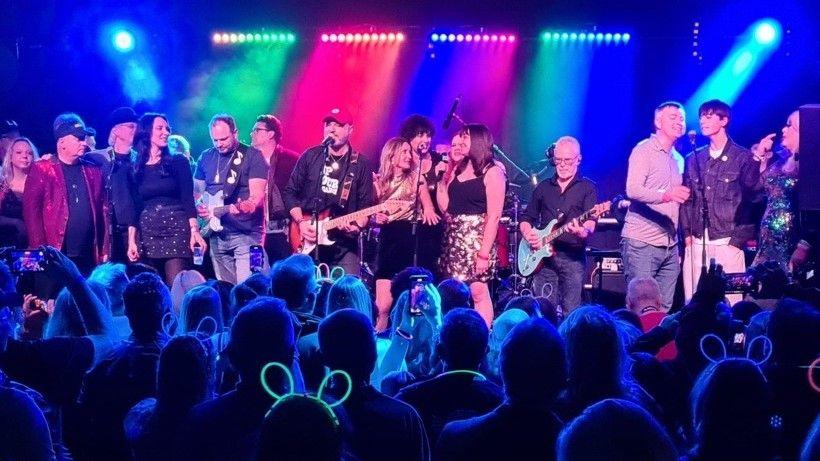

{"left": 436, "top": 124, "right": 506, "bottom": 326}
{"left": 751, "top": 110, "right": 800, "bottom": 271}
{"left": 372, "top": 137, "right": 439, "bottom": 331}
{"left": 133, "top": 113, "right": 207, "bottom": 286}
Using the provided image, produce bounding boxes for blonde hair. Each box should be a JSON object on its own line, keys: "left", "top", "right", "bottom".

{"left": 2, "top": 137, "right": 39, "bottom": 185}
{"left": 376, "top": 137, "right": 417, "bottom": 200}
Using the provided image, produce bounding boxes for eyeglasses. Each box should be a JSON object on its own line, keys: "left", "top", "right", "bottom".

{"left": 554, "top": 157, "right": 578, "bottom": 165}
{"left": 251, "top": 127, "right": 272, "bottom": 133}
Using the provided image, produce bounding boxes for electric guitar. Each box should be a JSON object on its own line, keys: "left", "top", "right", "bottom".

{"left": 517, "top": 201, "right": 611, "bottom": 276}
{"left": 289, "top": 199, "right": 413, "bottom": 255}
{"left": 198, "top": 191, "right": 227, "bottom": 238}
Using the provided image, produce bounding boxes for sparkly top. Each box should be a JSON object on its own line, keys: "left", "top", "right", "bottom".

{"left": 752, "top": 161, "right": 799, "bottom": 269}
{"left": 379, "top": 174, "right": 417, "bottom": 221}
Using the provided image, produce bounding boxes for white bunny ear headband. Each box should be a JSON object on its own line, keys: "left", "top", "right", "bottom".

{"left": 162, "top": 311, "right": 219, "bottom": 339}
{"left": 699, "top": 333, "right": 820, "bottom": 394}
{"left": 698, "top": 333, "right": 773, "bottom": 366}
{"left": 260, "top": 362, "right": 353, "bottom": 428}
{"left": 315, "top": 263, "right": 345, "bottom": 282}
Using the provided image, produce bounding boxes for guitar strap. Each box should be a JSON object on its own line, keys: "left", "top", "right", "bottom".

{"left": 338, "top": 149, "right": 359, "bottom": 209}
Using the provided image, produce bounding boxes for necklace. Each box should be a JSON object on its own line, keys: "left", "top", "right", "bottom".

{"left": 214, "top": 151, "right": 235, "bottom": 183}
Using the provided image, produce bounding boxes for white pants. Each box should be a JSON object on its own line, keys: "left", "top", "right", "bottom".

{"left": 683, "top": 239, "right": 746, "bottom": 306}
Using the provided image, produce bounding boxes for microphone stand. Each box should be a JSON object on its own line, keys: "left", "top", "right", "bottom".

{"left": 691, "top": 139, "right": 709, "bottom": 272}
{"left": 411, "top": 146, "right": 425, "bottom": 267}
{"left": 312, "top": 143, "right": 330, "bottom": 262}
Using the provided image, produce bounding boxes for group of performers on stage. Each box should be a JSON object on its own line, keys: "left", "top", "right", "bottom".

{"left": 0, "top": 99, "right": 812, "bottom": 327}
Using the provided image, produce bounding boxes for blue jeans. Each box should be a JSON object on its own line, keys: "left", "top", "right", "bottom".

{"left": 210, "top": 232, "right": 267, "bottom": 285}
{"left": 531, "top": 251, "right": 585, "bottom": 315}
{"left": 621, "top": 237, "right": 679, "bottom": 311}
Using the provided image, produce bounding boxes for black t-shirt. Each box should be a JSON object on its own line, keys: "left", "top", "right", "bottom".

{"left": 61, "top": 162, "right": 94, "bottom": 257}
{"left": 395, "top": 372, "right": 504, "bottom": 445}
{"left": 521, "top": 175, "right": 599, "bottom": 254}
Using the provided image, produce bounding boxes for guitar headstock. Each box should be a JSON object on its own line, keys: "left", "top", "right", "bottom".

{"left": 384, "top": 200, "right": 414, "bottom": 214}
{"left": 590, "top": 201, "right": 611, "bottom": 219}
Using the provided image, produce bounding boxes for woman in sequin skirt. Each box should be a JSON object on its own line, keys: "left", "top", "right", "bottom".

{"left": 751, "top": 110, "right": 801, "bottom": 271}
{"left": 133, "top": 113, "right": 207, "bottom": 286}
{"left": 372, "top": 137, "right": 440, "bottom": 331}
{"left": 436, "top": 124, "right": 506, "bottom": 326}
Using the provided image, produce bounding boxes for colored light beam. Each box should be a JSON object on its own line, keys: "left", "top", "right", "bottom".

{"left": 276, "top": 37, "right": 405, "bottom": 156}
{"left": 100, "top": 22, "right": 161, "bottom": 103}
{"left": 511, "top": 37, "right": 594, "bottom": 165}
{"left": 176, "top": 45, "right": 293, "bottom": 153}
{"left": 411, "top": 36, "right": 518, "bottom": 144}
{"left": 686, "top": 18, "right": 782, "bottom": 115}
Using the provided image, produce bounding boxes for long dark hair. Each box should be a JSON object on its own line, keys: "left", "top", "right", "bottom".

{"left": 456, "top": 123, "right": 495, "bottom": 177}
{"left": 133, "top": 112, "right": 171, "bottom": 182}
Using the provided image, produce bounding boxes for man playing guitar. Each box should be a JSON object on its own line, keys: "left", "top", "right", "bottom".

{"left": 283, "top": 108, "right": 375, "bottom": 275}
{"left": 520, "top": 136, "right": 599, "bottom": 314}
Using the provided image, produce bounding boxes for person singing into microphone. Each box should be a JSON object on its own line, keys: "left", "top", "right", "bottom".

{"left": 621, "top": 102, "right": 690, "bottom": 312}
{"left": 437, "top": 124, "right": 506, "bottom": 326}
{"left": 283, "top": 108, "right": 374, "bottom": 275}
{"left": 371, "top": 137, "right": 438, "bottom": 331}
{"left": 681, "top": 100, "right": 760, "bottom": 303}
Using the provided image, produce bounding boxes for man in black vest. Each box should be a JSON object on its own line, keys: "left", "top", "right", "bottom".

{"left": 283, "top": 108, "right": 374, "bottom": 275}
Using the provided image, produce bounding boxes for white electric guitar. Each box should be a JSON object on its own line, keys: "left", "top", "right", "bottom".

{"left": 289, "top": 199, "right": 413, "bottom": 255}
{"left": 199, "top": 191, "right": 227, "bottom": 238}
{"left": 517, "top": 201, "right": 611, "bottom": 276}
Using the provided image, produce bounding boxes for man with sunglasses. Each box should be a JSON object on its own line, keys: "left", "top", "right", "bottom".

{"left": 23, "top": 114, "right": 109, "bottom": 277}
{"left": 520, "top": 136, "right": 598, "bottom": 314}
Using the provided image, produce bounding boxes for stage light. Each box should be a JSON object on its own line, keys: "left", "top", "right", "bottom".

{"left": 263, "top": 34, "right": 271, "bottom": 42}
{"left": 595, "top": 33, "right": 604, "bottom": 41}
{"left": 473, "top": 34, "right": 481, "bottom": 41}
{"left": 431, "top": 33, "right": 440, "bottom": 42}
{"left": 213, "top": 33, "right": 222, "bottom": 44}
{"left": 465, "top": 34, "right": 473, "bottom": 42}
{"left": 509, "top": 35, "right": 516, "bottom": 42}
{"left": 686, "top": 18, "right": 782, "bottom": 113}
{"left": 246, "top": 33, "right": 254, "bottom": 42}
{"left": 321, "top": 34, "right": 329, "bottom": 42}
{"left": 254, "top": 33, "right": 262, "bottom": 42}
{"left": 448, "top": 34, "right": 456, "bottom": 42}
{"left": 354, "top": 33, "right": 363, "bottom": 42}
{"left": 396, "top": 32, "right": 405, "bottom": 42}
{"left": 379, "top": 33, "right": 388, "bottom": 42}
{"left": 221, "top": 33, "right": 229, "bottom": 43}
{"left": 500, "top": 35, "right": 507, "bottom": 42}
{"left": 623, "top": 33, "right": 631, "bottom": 43}
{"left": 754, "top": 19, "right": 779, "bottom": 45}
{"left": 614, "top": 33, "right": 622, "bottom": 42}
{"left": 604, "top": 33, "right": 613, "bottom": 42}
{"left": 491, "top": 34, "right": 498, "bottom": 42}
{"left": 237, "top": 34, "right": 246, "bottom": 43}
{"left": 561, "top": 32, "right": 569, "bottom": 41}
{"left": 482, "top": 35, "right": 490, "bottom": 42}
{"left": 229, "top": 33, "right": 238, "bottom": 43}
{"left": 370, "top": 33, "right": 379, "bottom": 41}
{"left": 579, "top": 33, "right": 587, "bottom": 41}
{"left": 329, "top": 34, "right": 338, "bottom": 42}
{"left": 456, "top": 34, "right": 464, "bottom": 42}
{"left": 388, "top": 33, "right": 396, "bottom": 42}
{"left": 112, "top": 29, "right": 135, "bottom": 52}
{"left": 570, "top": 33, "right": 578, "bottom": 41}
{"left": 363, "top": 33, "right": 371, "bottom": 42}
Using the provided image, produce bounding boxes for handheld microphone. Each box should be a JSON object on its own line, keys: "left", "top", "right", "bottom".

{"left": 443, "top": 97, "right": 461, "bottom": 130}
{"left": 321, "top": 136, "right": 334, "bottom": 148}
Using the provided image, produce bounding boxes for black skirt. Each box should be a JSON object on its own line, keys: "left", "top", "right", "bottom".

{"left": 376, "top": 220, "right": 415, "bottom": 279}
{"left": 139, "top": 202, "right": 191, "bottom": 259}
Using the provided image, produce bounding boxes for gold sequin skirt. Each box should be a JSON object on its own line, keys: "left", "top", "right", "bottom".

{"left": 438, "top": 213, "right": 496, "bottom": 283}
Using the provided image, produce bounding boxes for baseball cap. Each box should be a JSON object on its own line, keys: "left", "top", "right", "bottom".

{"left": 53, "top": 116, "right": 94, "bottom": 141}
{"left": 109, "top": 107, "right": 138, "bottom": 126}
{"left": 0, "top": 120, "right": 19, "bottom": 136}
{"left": 322, "top": 107, "right": 353, "bottom": 126}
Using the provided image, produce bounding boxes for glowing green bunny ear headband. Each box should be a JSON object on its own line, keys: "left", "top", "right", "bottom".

{"left": 260, "top": 362, "right": 353, "bottom": 428}
{"left": 316, "top": 263, "right": 346, "bottom": 282}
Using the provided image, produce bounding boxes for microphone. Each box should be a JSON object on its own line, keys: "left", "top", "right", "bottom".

{"left": 687, "top": 130, "right": 697, "bottom": 149}
{"left": 321, "top": 136, "right": 334, "bottom": 148}
{"left": 443, "top": 97, "right": 461, "bottom": 130}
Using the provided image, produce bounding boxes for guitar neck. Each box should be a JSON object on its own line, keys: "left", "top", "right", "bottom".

{"left": 546, "top": 209, "right": 595, "bottom": 243}
{"left": 326, "top": 202, "right": 393, "bottom": 230}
